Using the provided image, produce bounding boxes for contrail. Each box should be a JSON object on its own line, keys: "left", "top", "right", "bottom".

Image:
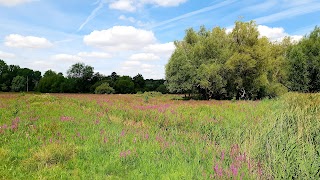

{"left": 148, "top": 0, "right": 237, "bottom": 29}
{"left": 77, "top": 0, "right": 106, "bottom": 32}
{"left": 254, "top": 3, "right": 320, "bottom": 24}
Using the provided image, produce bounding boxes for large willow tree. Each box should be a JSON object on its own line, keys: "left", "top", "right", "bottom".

{"left": 166, "top": 21, "right": 289, "bottom": 100}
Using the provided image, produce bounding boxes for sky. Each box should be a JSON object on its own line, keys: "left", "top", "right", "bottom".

{"left": 0, "top": 0, "right": 319, "bottom": 79}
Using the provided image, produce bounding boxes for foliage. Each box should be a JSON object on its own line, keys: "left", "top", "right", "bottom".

{"left": 165, "top": 46, "right": 195, "bottom": 94}
{"left": 114, "top": 76, "right": 135, "bottom": 94}
{"left": 156, "top": 84, "right": 169, "bottom": 94}
{"left": 287, "top": 26, "right": 320, "bottom": 92}
{"left": 145, "top": 79, "right": 166, "bottom": 92}
{"left": 94, "top": 83, "right": 115, "bottom": 94}
{"left": 133, "top": 73, "right": 145, "bottom": 93}
{"left": 67, "top": 62, "right": 94, "bottom": 80}
{"left": 166, "top": 21, "right": 289, "bottom": 99}
{"left": 67, "top": 62, "right": 94, "bottom": 93}
{"left": 11, "top": 76, "right": 26, "bottom": 92}
{"left": 0, "top": 60, "right": 41, "bottom": 92}
{"left": 37, "top": 70, "right": 65, "bottom": 93}
{"left": 33, "top": 65, "right": 166, "bottom": 94}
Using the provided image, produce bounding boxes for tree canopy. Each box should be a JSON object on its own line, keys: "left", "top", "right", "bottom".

{"left": 166, "top": 21, "right": 320, "bottom": 99}
{"left": 0, "top": 60, "right": 41, "bottom": 92}
{"left": 287, "top": 26, "right": 320, "bottom": 93}
{"left": 0, "top": 60, "right": 166, "bottom": 94}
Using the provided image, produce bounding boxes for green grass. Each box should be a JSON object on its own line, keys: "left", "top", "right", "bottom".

{"left": 0, "top": 93, "right": 319, "bottom": 179}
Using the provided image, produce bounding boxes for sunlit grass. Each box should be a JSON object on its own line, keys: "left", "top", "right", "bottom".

{"left": 0, "top": 93, "right": 319, "bottom": 179}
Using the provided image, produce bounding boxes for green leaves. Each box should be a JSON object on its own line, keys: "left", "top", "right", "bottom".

{"left": 165, "top": 48, "right": 195, "bottom": 94}
{"left": 94, "top": 83, "right": 115, "bottom": 94}
{"left": 114, "top": 76, "right": 135, "bottom": 94}
{"left": 286, "top": 27, "right": 320, "bottom": 92}
{"left": 196, "top": 63, "right": 226, "bottom": 99}
{"left": 287, "top": 46, "right": 309, "bottom": 92}
{"left": 166, "top": 20, "right": 290, "bottom": 99}
{"left": 11, "top": 76, "right": 26, "bottom": 92}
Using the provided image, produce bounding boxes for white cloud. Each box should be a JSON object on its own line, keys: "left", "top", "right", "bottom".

{"left": 81, "top": 26, "right": 174, "bottom": 79}
{"left": 258, "top": 25, "right": 286, "bottom": 41}
{"left": 0, "top": 51, "right": 15, "bottom": 59}
{"left": 122, "top": 55, "right": 161, "bottom": 77}
{"left": 109, "top": 0, "right": 187, "bottom": 12}
{"left": 0, "top": 0, "right": 34, "bottom": 7}
{"left": 143, "top": 42, "right": 175, "bottom": 57}
{"left": 118, "top": 15, "right": 136, "bottom": 23}
{"left": 83, "top": 26, "right": 156, "bottom": 51}
{"left": 140, "top": 63, "right": 156, "bottom": 74}
{"left": 123, "top": 60, "right": 141, "bottom": 66}
{"left": 120, "top": 62, "right": 164, "bottom": 79}
{"left": 4, "top": 34, "right": 53, "bottom": 49}
{"left": 141, "top": 63, "right": 154, "bottom": 68}
{"left": 129, "top": 53, "right": 160, "bottom": 61}
{"left": 52, "top": 54, "right": 83, "bottom": 62}
{"left": 141, "top": 0, "right": 187, "bottom": 7}
{"left": 109, "top": 0, "right": 136, "bottom": 12}
{"left": 52, "top": 51, "right": 112, "bottom": 63}
{"left": 258, "top": 25, "right": 303, "bottom": 42}
{"left": 290, "top": 35, "right": 303, "bottom": 42}
{"left": 226, "top": 25, "right": 303, "bottom": 42}
{"left": 25, "top": 61, "right": 55, "bottom": 71}
{"left": 118, "top": 15, "right": 151, "bottom": 27}
{"left": 226, "top": 28, "right": 233, "bottom": 34}
{"left": 77, "top": 52, "right": 112, "bottom": 59}
{"left": 79, "top": 0, "right": 187, "bottom": 30}
{"left": 141, "top": 63, "right": 155, "bottom": 69}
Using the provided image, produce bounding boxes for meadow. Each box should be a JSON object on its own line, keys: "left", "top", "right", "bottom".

{"left": 0, "top": 92, "right": 319, "bottom": 179}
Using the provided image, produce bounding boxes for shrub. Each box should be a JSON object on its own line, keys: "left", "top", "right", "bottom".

{"left": 95, "top": 83, "right": 115, "bottom": 94}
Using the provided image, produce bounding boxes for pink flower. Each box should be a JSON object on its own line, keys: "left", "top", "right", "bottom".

{"left": 119, "top": 150, "right": 132, "bottom": 158}
{"left": 120, "top": 151, "right": 126, "bottom": 158}
{"left": 60, "top": 116, "right": 72, "bottom": 122}
{"left": 214, "top": 164, "right": 223, "bottom": 177}
{"left": 221, "top": 151, "right": 225, "bottom": 161}
{"left": 257, "top": 161, "right": 263, "bottom": 176}
{"left": 230, "top": 164, "right": 238, "bottom": 176}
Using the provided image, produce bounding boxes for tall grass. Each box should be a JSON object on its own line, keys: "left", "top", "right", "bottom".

{"left": 254, "top": 93, "right": 320, "bottom": 179}
{"left": 0, "top": 93, "right": 319, "bottom": 179}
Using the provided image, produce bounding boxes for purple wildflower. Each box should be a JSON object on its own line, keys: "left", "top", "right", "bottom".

{"left": 230, "top": 164, "right": 238, "bottom": 176}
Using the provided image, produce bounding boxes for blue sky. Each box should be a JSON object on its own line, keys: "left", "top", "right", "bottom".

{"left": 0, "top": 0, "right": 319, "bottom": 79}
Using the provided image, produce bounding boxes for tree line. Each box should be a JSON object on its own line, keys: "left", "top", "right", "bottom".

{"left": 165, "top": 20, "right": 320, "bottom": 100}
{"left": 0, "top": 61, "right": 168, "bottom": 94}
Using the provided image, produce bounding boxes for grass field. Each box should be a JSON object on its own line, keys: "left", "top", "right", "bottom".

{"left": 0, "top": 92, "right": 319, "bottom": 179}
